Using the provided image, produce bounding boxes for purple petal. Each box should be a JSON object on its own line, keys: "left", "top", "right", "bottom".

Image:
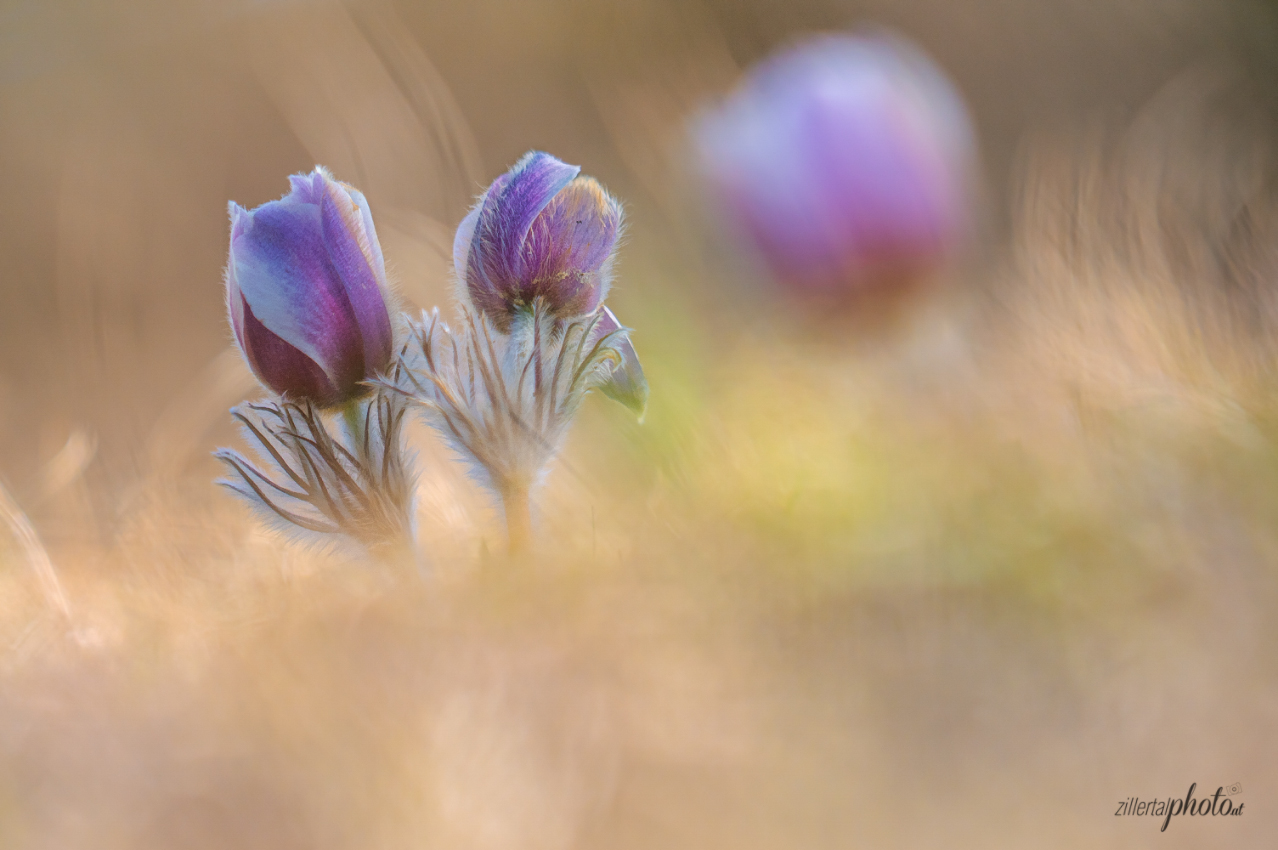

{"left": 226, "top": 245, "right": 247, "bottom": 350}
{"left": 317, "top": 170, "right": 393, "bottom": 378}
{"left": 229, "top": 201, "right": 252, "bottom": 243}
{"left": 287, "top": 172, "right": 323, "bottom": 205}
{"left": 692, "top": 33, "right": 972, "bottom": 292}
{"left": 453, "top": 202, "right": 482, "bottom": 287}
{"left": 229, "top": 197, "right": 364, "bottom": 392}
{"left": 801, "top": 75, "right": 953, "bottom": 262}
{"left": 238, "top": 294, "right": 343, "bottom": 406}
{"left": 467, "top": 151, "right": 579, "bottom": 307}
{"left": 520, "top": 176, "right": 622, "bottom": 314}
{"left": 592, "top": 306, "right": 648, "bottom": 417}
{"left": 226, "top": 203, "right": 252, "bottom": 353}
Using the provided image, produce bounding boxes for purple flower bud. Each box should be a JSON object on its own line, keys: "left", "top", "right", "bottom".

{"left": 227, "top": 167, "right": 394, "bottom": 407}
{"left": 692, "top": 33, "right": 975, "bottom": 296}
{"left": 455, "top": 151, "right": 622, "bottom": 331}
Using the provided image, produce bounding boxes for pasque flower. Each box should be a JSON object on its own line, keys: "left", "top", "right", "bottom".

{"left": 386, "top": 151, "right": 647, "bottom": 554}
{"left": 227, "top": 166, "right": 394, "bottom": 406}
{"left": 454, "top": 151, "right": 622, "bottom": 331}
{"left": 692, "top": 33, "right": 975, "bottom": 296}
{"left": 454, "top": 151, "right": 646, "bottom": 414}
{"left": 218, "top": 168, "right": 414, "bottom": 558}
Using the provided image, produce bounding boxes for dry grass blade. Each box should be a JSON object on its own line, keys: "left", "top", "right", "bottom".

{"left": 0, "top": 480, "right": 72, "bottom": 620}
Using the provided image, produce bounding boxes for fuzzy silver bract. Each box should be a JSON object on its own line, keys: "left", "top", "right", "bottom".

{"left": 382, "top": 304, "right": 628, "bottom": 499}
{"left": 215, "top": 389, "right": 414, "bottom": 548}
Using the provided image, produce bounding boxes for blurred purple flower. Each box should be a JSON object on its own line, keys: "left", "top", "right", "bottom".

{"left": 692, "top": 33, "right": 975, "bottom": 295}
{"left": 227, "top": 167, "right": 394, "bottom": 408}
{"left": 455, "top": 151, "right": 623, "bottom": 331}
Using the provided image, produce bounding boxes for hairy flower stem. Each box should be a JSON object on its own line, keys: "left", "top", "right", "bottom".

{"left": 500, "top": 479, "right": 532, "bottom": 556}
{"left": 341, "top": 399, "right": 366, "bottom": 448}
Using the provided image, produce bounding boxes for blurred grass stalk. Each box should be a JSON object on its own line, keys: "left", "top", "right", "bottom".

{"left": 0, "top": 479, "right": 71, "bottom": 620}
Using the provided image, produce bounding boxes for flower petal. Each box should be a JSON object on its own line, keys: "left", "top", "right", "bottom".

{"left": 521, "top": 176, "right": 622, "bottom": 315}
{"left": 238, "top": 294, "right": 343, "bottom": 406}
{"left": 692, "top": 33, "right": 972, "bottom": 293}
{"left": 229, "top": 198, "right": 364, "bottom": 391}
{"left": 466, "top": 151, "right": 580, "bottom": 307}
{"left": 226, "top": 202, "right": 250, "bottom": 350}
{"left": 287, "top": 171, "right": 323, "bottom": 204}
{"left": 453, "top": 201, "right": 482, "bottom": 287}
{"left": 317, "top": 170, "right": 393, "bottom": 377}
{"left": 592, "top": 306, "right": 648, "bottom": 418}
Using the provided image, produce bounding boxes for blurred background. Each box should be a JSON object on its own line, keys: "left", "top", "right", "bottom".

{"left": 2, "top": 0, "right": 1278, "bottom": 847}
